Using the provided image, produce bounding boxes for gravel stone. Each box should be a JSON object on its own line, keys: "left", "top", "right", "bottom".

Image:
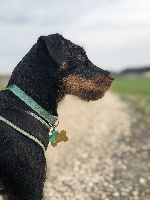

{"left": 113, "top": 191, "right": 120, "bottom": 197}
{"left": 139, "top": 177, "right": 146, "bottom": 185}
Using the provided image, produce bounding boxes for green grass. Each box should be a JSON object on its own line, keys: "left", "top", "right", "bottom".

{"left": 0, "top": 83, "right": 6, "bottom": 90}
{"left": 0, "top": 76, "right": 9, "bottom": 90}
{"left": 111, "top": 77, "right": 150, "bottom": 127}
{"left": 111, "top": 78, "right": 150, "bottom": 95}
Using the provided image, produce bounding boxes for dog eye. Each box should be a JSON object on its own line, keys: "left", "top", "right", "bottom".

{"left": 60, "top": 61, "right": 68, "bottom": 69}
{"left": 77, "top": 55, "right": 84, "bottom": 61}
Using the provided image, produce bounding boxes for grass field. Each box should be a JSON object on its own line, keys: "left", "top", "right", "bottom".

{"left": 111, "top": 77, "right": 150, "bottom": 127}
{"left": 0, "top": 85, "right": 5, "bottom": 90}
{"left": 111, "top": 77, "right": 150, "bottom": 95}
{"left": 0, "top": 76, "right": 9, "bottom": 90}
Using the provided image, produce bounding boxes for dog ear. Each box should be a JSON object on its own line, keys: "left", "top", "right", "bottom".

{"left": 37, "top": 34, "right": 65, "bottom": 66}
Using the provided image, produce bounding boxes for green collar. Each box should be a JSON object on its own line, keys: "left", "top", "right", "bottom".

{"left": 8, "top": 84, "right": 58, "bottom": 126}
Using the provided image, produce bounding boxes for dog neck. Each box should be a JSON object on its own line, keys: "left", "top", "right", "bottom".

{"left": 7, "top": 44, "right": 61, "bottom": 116}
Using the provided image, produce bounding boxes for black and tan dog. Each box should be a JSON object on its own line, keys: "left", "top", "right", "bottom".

{"left": 0, "top": 34, "right": 113, "bottom": 200}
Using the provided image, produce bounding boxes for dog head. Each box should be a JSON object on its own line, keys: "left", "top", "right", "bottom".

{"left": 38, "top": 33, "right": 114, "bottom": 101}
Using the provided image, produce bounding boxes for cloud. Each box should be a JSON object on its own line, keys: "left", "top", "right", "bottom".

{"left": 0, "top": 0, "right": 150, "bottom": 74}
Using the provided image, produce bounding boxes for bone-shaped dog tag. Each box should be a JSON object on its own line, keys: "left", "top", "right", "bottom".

{"left": 49, "top": 130, "right": 59, "bottom": 143}
{"left": 51, "top": 130, "right": 68, "bottom": 147}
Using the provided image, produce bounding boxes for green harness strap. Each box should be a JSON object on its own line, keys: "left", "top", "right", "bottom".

{"left": 26, "top": 111, "right": 50, "bottom": 129}
{"left": 0, "top": 116, "right": 45, "bottom": 152}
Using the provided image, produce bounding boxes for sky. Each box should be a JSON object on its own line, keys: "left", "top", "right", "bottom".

{"left": 0, "top": 0, "right": 150, "bottom": 74}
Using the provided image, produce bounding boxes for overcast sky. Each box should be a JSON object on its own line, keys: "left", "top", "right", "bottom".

{"left": 0, "top": 0, "right": 150, "bottom": 74}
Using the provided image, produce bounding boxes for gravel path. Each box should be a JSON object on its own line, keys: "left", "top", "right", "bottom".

{"left": 1, "top": 92, "right": 149, "bottom": 200}
{"left": 44, "top": 92, "right": 150, "bottom": 200}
